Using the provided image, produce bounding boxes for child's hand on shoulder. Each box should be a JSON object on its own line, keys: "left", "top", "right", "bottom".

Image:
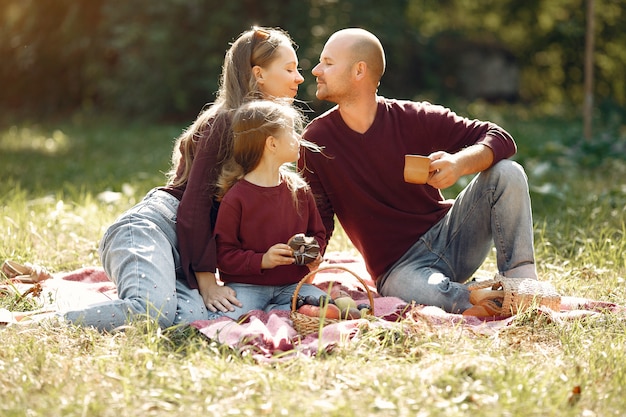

{"left": 261, "top": 243, "right": 295, "bottom": 269}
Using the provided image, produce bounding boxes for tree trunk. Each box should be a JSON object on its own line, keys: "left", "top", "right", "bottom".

{"left": 583, "top": 0, "right": 595, "bottom": 141}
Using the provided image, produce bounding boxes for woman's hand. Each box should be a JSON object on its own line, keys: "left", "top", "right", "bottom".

{"left": 203, "top": 285, "right": 242, "bottom": 313}
{"left": 261, "top": 243, "right": 295, "bottom": 269}
{"left": 196, "top": 271, "right": 242, "bottom": 313}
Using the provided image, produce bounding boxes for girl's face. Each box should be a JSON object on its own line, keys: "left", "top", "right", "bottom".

{"left": 255, "top": 44, "right": 304, "bottom": 100}
{"left": 274, "top": 125, "right": 301, "bottom": 164}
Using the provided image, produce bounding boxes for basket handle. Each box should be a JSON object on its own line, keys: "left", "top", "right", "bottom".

{"left": 290, "top": 265, "right": 375, "bottom": 314}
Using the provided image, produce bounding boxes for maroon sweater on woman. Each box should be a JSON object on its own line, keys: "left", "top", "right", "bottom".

{"left": 298, "top": 97, "right": 517, "bottom": 280}
{"left": 161, "top": 114, "right": 231, "bottom": 289}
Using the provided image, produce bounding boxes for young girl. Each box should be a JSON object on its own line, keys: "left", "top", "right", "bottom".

{"left": 213, "top": 100, "right": 327, "bottom": 320}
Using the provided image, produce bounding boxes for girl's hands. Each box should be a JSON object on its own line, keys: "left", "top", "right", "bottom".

{"left": 261, "top": 243, "right": 296, "bottom": 269}
{"left": 306, "top": 254, "right": 323, "bottom": 271}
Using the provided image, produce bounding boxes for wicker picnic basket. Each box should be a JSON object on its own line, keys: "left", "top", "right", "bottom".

{"left": 468, "top": 275, "right": 561, "bottom": 316}
{"left": 290, "top": 266, "right": 375, "bottom": 336}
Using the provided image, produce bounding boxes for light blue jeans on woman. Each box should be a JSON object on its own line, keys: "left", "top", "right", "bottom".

{"left": 63, "top": 188, "right": 208, "bottom": 331}
{"left": 377, "top": 160, "right": 537, "bottom": 314}
{"left": 217, "top": 282, "right": 327, "bottom": 321}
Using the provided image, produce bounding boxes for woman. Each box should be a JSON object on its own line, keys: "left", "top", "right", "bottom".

{"left": 213, "top": 100, "right": 325, "bottom": 320}
{"left": 63, "top": 27, "right": 305, "bottom": 331}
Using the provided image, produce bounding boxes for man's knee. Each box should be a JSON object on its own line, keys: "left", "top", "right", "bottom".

{"left": 492, "top": 160, "right": 527, "bottom": 181}
{"left": 486, "top": 160, "right": 529, "bottom": 194}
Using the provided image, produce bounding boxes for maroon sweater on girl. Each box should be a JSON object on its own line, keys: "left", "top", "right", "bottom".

{"left": 298, "top": 97, "right": 517, "bottom": 280}
{"left": 214, "top": 179, "right": 326, "bottom": 286}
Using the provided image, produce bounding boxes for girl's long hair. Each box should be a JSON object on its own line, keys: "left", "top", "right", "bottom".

{"left": 216, "top": 100, "right": 315, "bottom": 207}
{"left": 165, "top": 27, "right": 298, "bottom": 189}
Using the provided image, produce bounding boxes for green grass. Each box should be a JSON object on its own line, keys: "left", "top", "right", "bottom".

{"left": 1, "top": 109, "right": 625, "bottom": 416}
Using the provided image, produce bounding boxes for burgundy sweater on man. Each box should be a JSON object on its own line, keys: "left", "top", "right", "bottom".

{"left": 214, "top": 178, "right": 326, "bottom": 286}
{"left": 298, "top": 97, "right": 517, "bottom": 280}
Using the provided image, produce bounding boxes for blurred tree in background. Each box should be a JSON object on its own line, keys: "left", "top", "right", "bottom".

{"left": 1, "top": 0, "right": 624, "bottom": 121}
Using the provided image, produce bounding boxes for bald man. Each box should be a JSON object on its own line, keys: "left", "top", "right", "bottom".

{"left": 299, "top": 28, "right": 537, "bottom": 313}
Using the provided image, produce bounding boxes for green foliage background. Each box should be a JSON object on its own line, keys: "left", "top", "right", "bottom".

{"left": 1, "top": 0, "right": 625, "bottom": 121}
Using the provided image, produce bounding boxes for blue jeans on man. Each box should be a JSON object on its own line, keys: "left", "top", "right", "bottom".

{"left": 377, "top": 160, "right": 536, "bottom": 313}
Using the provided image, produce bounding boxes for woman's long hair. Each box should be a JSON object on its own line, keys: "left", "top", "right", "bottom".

{"left": 165, "top": 27, "right": 297, "bottom": 189}
{"left": 215, "top": 100, "right": 310, "bottom": 206}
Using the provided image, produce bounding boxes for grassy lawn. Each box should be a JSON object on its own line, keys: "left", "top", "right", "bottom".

{"left": 1, "top": 108, "right": 625, "bottom": 416}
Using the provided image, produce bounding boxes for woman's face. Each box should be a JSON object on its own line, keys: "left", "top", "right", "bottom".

{"left": 255, "top": 44, "right": 304, "bottom": 100}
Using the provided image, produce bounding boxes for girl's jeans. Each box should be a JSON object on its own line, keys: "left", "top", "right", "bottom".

{"left": 377, "top": 160, "right": 537, "bottom": 314}
{"left": 64, "top": 189, "right": 208, "bottom": 331}
{"left": 216, "top": 282, "right": 327, "bottom": 320}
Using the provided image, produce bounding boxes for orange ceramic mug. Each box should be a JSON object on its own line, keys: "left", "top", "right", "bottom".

{"left": 404, "top": 155, "right": 431, "bottom": 184}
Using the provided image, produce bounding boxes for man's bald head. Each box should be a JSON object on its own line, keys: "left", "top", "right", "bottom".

{"left": 327, "top": 28, "right": 386, "bottom": 83}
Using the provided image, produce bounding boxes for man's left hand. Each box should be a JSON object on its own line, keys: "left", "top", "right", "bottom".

{"left": 426, "top": 151, "right": 462, "bottom": 189}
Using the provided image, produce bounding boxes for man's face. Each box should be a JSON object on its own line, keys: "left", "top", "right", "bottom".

{"left": 311, "top": 36, "right": 354, "bottom": 103}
